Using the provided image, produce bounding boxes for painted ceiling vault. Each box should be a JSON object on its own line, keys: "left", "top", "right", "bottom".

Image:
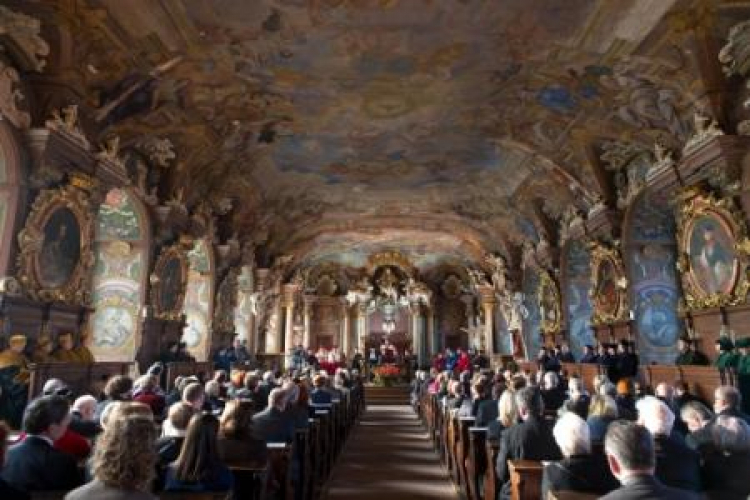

{"left": 11, "top": 0, "right": 730, "bottom": 269}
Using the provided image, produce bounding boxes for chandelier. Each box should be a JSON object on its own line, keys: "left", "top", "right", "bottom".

{"left": 382, "top": 318, "right": 396, "bottom": 334}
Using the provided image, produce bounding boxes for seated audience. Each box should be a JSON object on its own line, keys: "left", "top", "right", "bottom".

{"left": 164, "top": 376, "right": 186, "bottom": 408}
{"left": 600, "top": 421, "right": 700, "bottom": 499}
{"left": 701, "top": 415, "right": 750, "bottom": 499}
{"left": 636, "top": 396, "right": 701, "bottom": 491}
{"left": 156, "top": 402, "right": 194, "bottom": 466}
{"left": 69, "top": 395, "right": 101, "bottom": 438}
{"left": 587, "top": 395, "right": 618, "bottom": 445}
{"left": 217, "top": 400, "right": 268, "bottom": 463}
{"left": 0, "top": 421, "right": 28, "bottom": 500}
{"left": 542, "top": 412, "right": 618, "bottom": 498}
{"left": 540, "top": 371, "right": 566, "bottom": 413}
{"left": 182, "top": 382, "right": 206, "bottom": 412}
{"left": 203, "top": 380, "right": 225, "bottom": 414}
{"left": 94, "top": 375, "right": 134, "bottom": 422}
{"left": 2, "top": 396, "right": 83, "bottom": 493}
{"left": 495, "top": 387, "right": 561, "bottom": 499}
{"left": 487, "top": 390, "right": 517, "bottom": 440}
{"left": 681, "top": 400, "right": 714, "bottom": 452}
{"left": 164, "top": 413, "right": 233, "bottom": 493}
{"left": 283, "top": 382, "right": 310, "bottom": 429}
{"left": 253, "top": 388, "right": 295, "bottom": 443}
{"left": 65, "top": 413, "right": 157, "bottom": 500}
{"left": 614, "top": 379, "right": 637, "bottom": 421}
{"left": 132, "top": 375, "right": 166, "bottom": 419}
{"left": 558, "top": 377, "right": 589, "bottom": 419}
{"left": 256, "top": 371, "right": 277, "bottom": 407}
{"left": 53, "top": 404, "right": 91, "bottom": 461}
{"left": 713, "top": 385, "right": 750, "bottom": 424}
{"left": 475, "top": 383, "right": 502, "bottom": 427}
{"left": 310, "top": 375, "right": 333, "bottom": 405}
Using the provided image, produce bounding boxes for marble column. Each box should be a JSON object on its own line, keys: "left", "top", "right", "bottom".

{"left": 411, "top": 303, "right": 426, "bottom": 366}
{"left": 478, "top": 286, "right": 496, "bottom": 356}
{"left": 253, "top": 268, "right": 270, "bottom": 353}
{"left": 282, "top": 284, "right": 298, "bottom": 361}
{"left": 426, "top": 308, "right": 435, "bottom": 357}
{"left": 340, "top": 298, "right": 351, "bottom": 357}
{"left": 355, "top": 303, "right": 369, "bottom": 352}
{"left": 302, "top": 295, "right": 315, "bottom": 349}
{"left": 461, "top": 294, "right": 477, "bottom": 348}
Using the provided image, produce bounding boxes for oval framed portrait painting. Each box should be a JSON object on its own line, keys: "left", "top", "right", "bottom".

{"left": 589, "top": 242, "right": 628, "bottom": 325}
{"left": 37, "top": 206, "right": 82, "bottom": 288}
{"left": 152, "top": 245, "right": 188, "bottom": 319}
{"left": 676, "top": 190, "right": 750, "bottom": 309}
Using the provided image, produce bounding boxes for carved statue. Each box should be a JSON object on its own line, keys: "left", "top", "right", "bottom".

{"left": 498, "top": 291, "right": 528, "bottom": 332}
{"left": 521, "top": 240, "right": 538, "bottom": 271}
{"left": 0, "top": 335, "right": 30, "bottom": 384}
{"left": 683, "top": 111, "right": 724, "bottom": 154}
{"left": 536, "top": 236, "right": 553, "bottom": 270}
{"left": 406, "top": 277, "right": 432, "bottom": 308}
{"left": 377, "top": 268, "right": 401, "bottom": 302}
{"left": 0, "top": 61, "right": 29, "bottom": 129}
{"left": 466, "top": 268, "right": 490, "bottom": 290}
{"left": 98, "top": 136, "right": 121, "bottom": 162}
{"left": 485, "top": 253, "right": 508, "bottom": 293}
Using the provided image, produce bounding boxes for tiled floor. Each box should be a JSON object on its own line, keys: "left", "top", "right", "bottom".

{"left": 322, "top": 405, "right": 460, "bottom": 500}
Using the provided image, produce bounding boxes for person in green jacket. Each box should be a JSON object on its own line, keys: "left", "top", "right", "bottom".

{"left": 675, "top": 336, "right": 710, "bottom": 366}
{"left": 736, "top": 337, "right": 750, "bottom": 414}
{"left": 714, "top": 336, "right": 738, "bottom": 370}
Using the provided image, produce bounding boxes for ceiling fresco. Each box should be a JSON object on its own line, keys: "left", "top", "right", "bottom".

{"left": 12, "top": 0, "right": 724, "bottom": 268}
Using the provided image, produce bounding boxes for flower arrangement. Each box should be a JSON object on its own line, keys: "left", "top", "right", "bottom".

{"left": 372, "top": 363, "right": 402, "bottom": 386}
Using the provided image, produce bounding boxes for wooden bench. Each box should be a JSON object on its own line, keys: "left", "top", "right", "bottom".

{"left": 466, "top": 426, "right": 487, "bottom": 500}
{"left": 484, "top": 438, "right": 500, "bottom": 500}
{"left": 457, "top": 416, "right": 475, "bottom": 497}
{"left": 547, "top": 490, "right": 599, "bottom": 500}
{"left": 227, "top": 459, "right": 268, "bottom": 500}
{"left": 28, "top": 361, "right": 134, "bottom": 398}
{"left": 508, "top": 459, "right": 543, "bottom": 500}
{"left": 165, "top": 361, "right": 214, "bottom": 390}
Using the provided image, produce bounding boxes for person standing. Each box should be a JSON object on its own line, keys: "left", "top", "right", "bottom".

{"left": 675, "top": 336, "right": 709, "bottom": 366}
{"left": 715, "top": 336, "right": 738, "bottom": 372}
{"left": 736, "top": 338, "right": 750, "bottom": 414}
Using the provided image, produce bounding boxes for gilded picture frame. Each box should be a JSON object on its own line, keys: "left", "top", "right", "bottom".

{"left": 16, "top": 184, "right": 95, "bottom": 304}
{"left": 676, "top": 189, "right": 750, "bottom": 310}
{"left": 537, "top": 270, "right": 562, "bottom": 335}
{"left": 151, "top": 244, "right": 188, "bottom": 320}
{"left": 589, "top": 241, "right": 629, "bottom": 325}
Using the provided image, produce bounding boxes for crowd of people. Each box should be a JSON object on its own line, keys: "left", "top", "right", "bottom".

{"left": 0, "top": 361, "right": 364, "bottom": 500}
{"left": 412, "top": 360, "right": 750, "bottom": 499}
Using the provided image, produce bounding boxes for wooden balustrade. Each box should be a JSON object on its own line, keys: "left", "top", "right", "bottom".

{"left": 28, "top": 361, "right": 134, "bottom": 398}
{"left": 164, "top": 361, "right": 214, "bottom": 390}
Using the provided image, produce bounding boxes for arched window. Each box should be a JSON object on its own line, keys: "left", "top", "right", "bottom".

{"left": 0, "top": 122, "right": 23, "bottom": 275}
{"left": 182, "top": 239, "right": 214, "bottom": 361}
{"left": 563, "top": 240, "right": 594, "bottom": 357}
{"left": 522, "top": 269, "right": 542, "bottom": 359}
{"left": 90, "top": 189, "right": 148, "bottom": 361}
{"left": 625, "top": 190, "right": 682, "bottom": 364}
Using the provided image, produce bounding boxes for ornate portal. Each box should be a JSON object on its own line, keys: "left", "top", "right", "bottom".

{"left": 589, "top": 241, "right": 629, "bottom": 325}
{"left": 537, "top": 270, "right": 562, "bottom": 337}
{"left": 150, "top": 244, "right": 188, "bottom": 320}
{"left": 16, "top": 183, "right": 95, "bottom": 304}
{"left": 676, "top": 189, "right": 750, "bottom": 310}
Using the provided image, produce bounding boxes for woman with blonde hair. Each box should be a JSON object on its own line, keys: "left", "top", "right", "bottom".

{"left": 487, "top": 390, "right": 519, "bottom": 440}
{"left": 587, "top": 395, "right": 618, "bottom": 444}
{"left": 65, "top": 415, "right": 157, "bottom": 500}
{"left": 217, "top": 400, "right": 267, "bottom": 463}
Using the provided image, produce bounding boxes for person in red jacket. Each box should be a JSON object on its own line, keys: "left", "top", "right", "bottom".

{"left": 132, "top": 374, "right": 166, "bottom": 418}
{"left": 53, "top": 425, "right": 90, "bottom": 461}
{"left": 456, "top": 348, "right": 471, "bottom": 373}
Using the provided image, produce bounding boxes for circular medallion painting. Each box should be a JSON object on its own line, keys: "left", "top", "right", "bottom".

{"left": 636, "top": 286, "right": 680, "bottom": 347}
{"left": 37, "top": 207, "right": 81, "bottom": 288}
{"left": 92, "top": 306, "right": 135, "bottom": 348}
{"left": 686, "top": 213, "right": 738, "bottom": 296}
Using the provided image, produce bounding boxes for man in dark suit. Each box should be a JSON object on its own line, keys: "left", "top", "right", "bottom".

{"left": 600, "top": 421, "right": 701, "bottom": 500}
{"left": 714, "top": 385, "right": 750, "bottom": 424}
{"left": 636, "top": 396, "right": 701, "bottom": 491}
{"left": 495, "top": 386, "right": 562, "bottom": 499}
{"left": 1, "top": 395, "right": 83, "bottom": 493}
{"left": 252, "top": 387, "right": 295, "bottom": 443}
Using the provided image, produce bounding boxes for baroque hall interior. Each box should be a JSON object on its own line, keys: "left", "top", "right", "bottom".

{"left": 2, "top": 0, "right": 750, "bottom": 498}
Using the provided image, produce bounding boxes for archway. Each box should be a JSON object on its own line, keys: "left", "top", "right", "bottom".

{"left": 90, "top": 189, "right": 149, "bottom": 361}
{"left": 563, "top": 240, "right": 595, "bottom": 357}
{"left": 624, "top": 190, "right": 682, "bottom": 364}
{"left": 182, "top": 239, "right": 215, "bottom": 361}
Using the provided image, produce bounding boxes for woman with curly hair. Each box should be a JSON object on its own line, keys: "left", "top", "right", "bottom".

{"left": 217, "top": 400, "right": 267, "bottom": 464}
{"left": 65, "top": 414, "right": 157, "bottom": 500}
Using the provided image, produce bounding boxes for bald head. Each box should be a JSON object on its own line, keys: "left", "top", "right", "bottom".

{"left": 73, "top": 395, "right": 97, "bottom": 421}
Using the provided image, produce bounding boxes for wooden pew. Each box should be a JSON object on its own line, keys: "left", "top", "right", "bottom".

{"left": 28, "top": 361, "right": 133, "bottom": 398}
{"left": 466, "top": 426, "right": 487, "bottom": 500}
{"left": 165, "top": 361, "right": 214, "bottom": 390}
{"left": 508, "top": 459, "right": 543, "bottom": 500}
{"left": 679, "top": 365, "right": 723, "bottom": 404}
{"left": 484, "top": 438, "right": 500, "bottom": 500}
{"left": 267, "top": 442, "right": 294, "bottom": 500}
{"left": 644, "top": 365, "right": 680, "bottom": 392}
{"left": 446, "top": 410, "right": 460, "bottom": 484}
{"left": 227, "top": 459, "right": 268, "bottom": 500}
{"left": 457, "top": 416, "right": 475, "bottom": 498}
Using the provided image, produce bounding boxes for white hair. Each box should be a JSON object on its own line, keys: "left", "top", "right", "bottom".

{"left": 553, "top": 412, "right": 591, "bottom": 457}
{"left": 636, "top": 396, "right": 675, "bottom": 436}
{"left": 568, "top": 377, "right": 585, "bottom": 397}
{"left": 263, "top": 371, "right": 275, "bottom": 383}
{"left": 543, "top": 371, "right": 559, "bottom": 389}
{"left": 73, "top": 394, "right": 97, "bottom": 412}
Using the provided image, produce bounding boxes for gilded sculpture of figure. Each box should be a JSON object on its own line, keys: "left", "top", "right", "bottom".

{"left": 0, "top": 335, "right": 30, "bottom": 384}
{"left": 485, "top": 253, "right": 508, "bottom": 293}
{"left": 74, "top": 326, "right": 95, "bottom": 364}
{"left": 32, "top": 334, "right": 54, "bottom": 363}
{"left": 52, "top": 332, "right": 80, "bottom": 363}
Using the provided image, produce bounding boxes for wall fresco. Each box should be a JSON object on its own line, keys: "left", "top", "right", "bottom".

{"left": 182, "top": 240, "right": 213, "bottom": 361}
{"left": 522, "top": 269, "right": 542, "bottom": 359}
{"left": 90, "top": 190, "right": 145, "bottom": 361}
{"left": 627, "top": 191, "right": 682, "bottom": 364}
{"left": 564, "top": 240, "right": 594, "bottom": 357}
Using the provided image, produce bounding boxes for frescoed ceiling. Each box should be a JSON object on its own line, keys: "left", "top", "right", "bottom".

{"left": 13, "top": 0, "right": 726, "bottom": 269}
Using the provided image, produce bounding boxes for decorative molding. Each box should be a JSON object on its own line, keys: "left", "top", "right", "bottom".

{"left": 45, "top": 105, "right": 90, "bottom": 151}
{"left": 16, "top": 183, "right": 95, "bottom": 305}
{"left": 0, "top": 60, "right": 29, "bottom": 129}
{"left": 675, "top": 188, "right": 750, "bottom": 311}
{"left": 366, "top": 250, "right": 415, "bottom": 277}
{"left": 682, "top": 112, "right": 725, "bottom": 155}
{"left": 589, "top": 240, "right": 629, "bottom": 325}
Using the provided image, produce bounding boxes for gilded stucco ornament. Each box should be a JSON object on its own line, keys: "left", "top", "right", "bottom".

{"left": 0, "top": 61, "right": 29, "bottom": 129}
{"left": 45, "top": 105, "right": 90, "bottom": 150}
{"left": 16, "top": 183, "right": 95, "bottom": 305}
{"left": 537, "top": 270, "right": 562, "bottom": 337}
{"left": 589, "top": 241, "right": 629, "bottom": 325}
{"left": 646, "top": 142, "right": 677, "bottom": 182}
{"left": 682, "top": 111, "right": 724, "bottom": 155}
{"left": 675, "top": 188, "right": 750, "bottom": 311}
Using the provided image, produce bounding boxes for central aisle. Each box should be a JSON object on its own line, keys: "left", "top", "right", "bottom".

{"left": 322, "top": 404, "right": 460, "bottom": 500}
